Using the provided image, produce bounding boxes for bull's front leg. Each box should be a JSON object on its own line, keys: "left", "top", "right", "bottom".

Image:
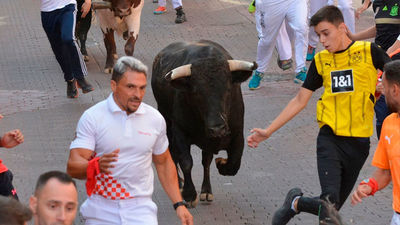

{"left": 102, "top": 28, "right": 116, "bottom": 74}
{"left": 170, "top": 127, "right": 198, "bottom": 208}
{"left": 215, "top": 133, "right": 244, "bottom": 176}
{"left": 200, "top": 151, "right": 214, "bottom": 202}
{"left": 124, "top": 2, "right": 142, "bottom": 56}
{"left": 124, "top": 33, "right": 137, "bottom": 56}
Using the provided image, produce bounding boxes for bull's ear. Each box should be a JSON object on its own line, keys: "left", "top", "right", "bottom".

{"left": 231, "top": 71, "right": 253, "bottom": 83}
{"left": 170, "top": 77, "right": 192, "bottom": 91}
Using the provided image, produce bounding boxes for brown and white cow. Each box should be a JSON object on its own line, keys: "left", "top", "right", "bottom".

{"left": 92, "top": 0, "right": 143, "bottom": 73}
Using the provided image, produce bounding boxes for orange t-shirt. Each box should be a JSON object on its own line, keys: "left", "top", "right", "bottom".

{"left": 372, "top": 113, "right": 400, "bottom": 212}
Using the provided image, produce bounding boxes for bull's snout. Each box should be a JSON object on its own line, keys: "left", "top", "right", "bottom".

{"left": 208, "top": 124, "right": 230, "bottom": 138}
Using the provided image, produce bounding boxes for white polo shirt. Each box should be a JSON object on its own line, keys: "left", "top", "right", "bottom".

{"left": 41, "top": 0, "right": 76, "bottom": 12}
{"left": 70, "top": 94, "right": 168, "bottom": 199}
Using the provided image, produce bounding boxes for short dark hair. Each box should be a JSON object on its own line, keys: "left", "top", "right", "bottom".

{"left": 310, "top": 5, "right": 344, "bottom": 27}
{"left": 384, "top": 60, "right": 400, "bottom": 85}
{"left": 0, "top": 196, "right": 32, "bottom": 225}
{"left": 112, "top": 56, "right": 148, "bottom": 83}
{"left": 34, "top": 171, "right": 76, "bottom": 196}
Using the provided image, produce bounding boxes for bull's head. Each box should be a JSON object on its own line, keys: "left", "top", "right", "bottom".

{"left": 165, "top": 59, "right": 256, "bottom": 138}
{"left": 92, "top": 0, "right": 138, "bottom": 18}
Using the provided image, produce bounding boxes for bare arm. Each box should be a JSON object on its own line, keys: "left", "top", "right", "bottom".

{"left": 153, "top": 150, "right": 193, "bottom": 225}
{"left": 387, "top": 39, "right": 400, "bottom": 55}
{"left": 351, "top": 168, "right": 391, "bottom": 205}
{"left": 67, "top": 148, "right": 120, "bottom": 179}
{"left": 347, "top": 25, "right": 376, "bottom": 41}
{"left": 247, "top": 87, "right": 313, "bottom": 148}
{"left": 67, "top": 148, "right": 94, "bottom": 179}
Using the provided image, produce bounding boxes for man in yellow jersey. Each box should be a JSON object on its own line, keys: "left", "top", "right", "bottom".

{"left": 247, "top": 5, "right": 391, "bottom": 225}
{"left": 351, "top": 60, "right": 400, "bottom": 225}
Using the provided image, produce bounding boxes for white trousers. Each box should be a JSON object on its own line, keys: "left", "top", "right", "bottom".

{"left": 276, "top": 22, "right": 293, "bottom": 60}
{"left": 256, "top": 19, "right": 293, "bottom": 60}
{"left": 392, "top": 212, "right": 400, "bottom": 225}
{"left": 255, "top": 0, "right": 308, "bottom": 73}
{"left": 308, "top": 0, "right": 355, "bottom": 48}
{"left": 80, "top": 195, "right": 158, "bottom": 225}
{"left": 158, "top": 0, "right": 182, "bottom": 9}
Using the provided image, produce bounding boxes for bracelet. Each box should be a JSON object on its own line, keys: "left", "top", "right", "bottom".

{"left": 360, "top": 178, "right": 378, "bottom": 196}
{"left": 173, "top": 201, "right": 186, "bottom": 210}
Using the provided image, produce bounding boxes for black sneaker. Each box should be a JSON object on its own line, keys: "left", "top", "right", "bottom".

{"left": 175, "top": 7, "right": 187, "bottom": 24}
{"left": 76, "top": 78, "right": 94, "bottom": 93}
{"left": 272, "top": 188, "right": 303, "bottom": 225}
{"left": 67, "top": 79, "right": 78, "bottom": 98}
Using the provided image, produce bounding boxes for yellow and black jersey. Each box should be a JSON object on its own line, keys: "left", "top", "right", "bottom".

{"left": 303, "top": 41, "right": 390, "bottom": 137}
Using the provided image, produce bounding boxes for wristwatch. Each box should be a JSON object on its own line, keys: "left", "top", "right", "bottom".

{"left": 173, "top": 201, "right": 186, "bottom": 210}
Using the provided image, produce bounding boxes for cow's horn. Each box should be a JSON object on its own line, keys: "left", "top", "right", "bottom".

{"left": 228, "top": 60, "right": 256, "bottom": 71}
{"left": 165, "top": 64, "right": 192, "bottom": 81}
{"left": 92, "top": 0, "right": 112, "bottom": 10}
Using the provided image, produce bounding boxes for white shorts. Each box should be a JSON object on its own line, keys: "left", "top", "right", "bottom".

{"left": 80, "top": 195, "right": 158, "bottom": 225}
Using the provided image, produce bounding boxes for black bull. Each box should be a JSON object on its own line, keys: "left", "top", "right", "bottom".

{"left": 151, "top": 40, "right": 256, "bottom": 207}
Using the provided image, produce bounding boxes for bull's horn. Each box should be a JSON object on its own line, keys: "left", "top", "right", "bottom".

{"left": 228, "top": 60, "right": 256, "bottom": 71}
{"left": 92, "top": 0, "right": 112, "bottom": 10}
{"left": 165, "top": 64, "right": 192, "bottom": 81}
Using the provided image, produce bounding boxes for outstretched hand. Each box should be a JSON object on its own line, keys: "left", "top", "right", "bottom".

{"left": 247, "top": 128, "right": 269, "bottom": 148}
{"left": 99, "top": 149, "right": 119, "bottom": 174}
{"left": 355, "top": 0, "right": 371, "bottom": 19}
{"left": 351, "top": 184, "right": 371, "bottom": 206}
{"left": 355, "top": 5, "right": 367, "bottom": 19}
{"left": 176, "top": 206, "right": 193, "bottom": 225}
{"left": 1, "top": 129, "right": 24, "bottom": 148}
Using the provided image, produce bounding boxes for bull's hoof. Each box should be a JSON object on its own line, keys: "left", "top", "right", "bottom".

{"left": 215, "top": 157, "right": 239, "bottom": 176}
{"left": 200, "top": 193, "right": 214, "bottom": 202}
{"left": 185, "top": 195, "right": 199, "bottom": 208}
{"left": 104, "top": 67, "right": 113, "bottom": 74}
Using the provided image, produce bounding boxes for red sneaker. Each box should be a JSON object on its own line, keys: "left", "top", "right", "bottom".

{"left": 154, "top": 6, "right": 166, "bottom": 14}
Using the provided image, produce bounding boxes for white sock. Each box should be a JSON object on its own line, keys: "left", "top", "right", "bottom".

{"left": 291, "top": 196, "right": 301, "bottom": 212}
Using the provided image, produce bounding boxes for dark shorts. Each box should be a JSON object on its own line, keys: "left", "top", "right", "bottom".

{"left": 0, "top": 170, "right": 18, "bottom": 200}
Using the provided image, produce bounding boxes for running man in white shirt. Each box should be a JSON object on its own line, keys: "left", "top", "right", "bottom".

{"left": 66, "top": 56, "right": 193, "bottom": 225}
